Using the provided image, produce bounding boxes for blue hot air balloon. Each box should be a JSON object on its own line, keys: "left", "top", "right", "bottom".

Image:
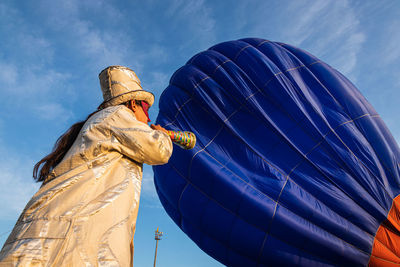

{"left": 153, "top": 38, "right": 400, "bottom": 266}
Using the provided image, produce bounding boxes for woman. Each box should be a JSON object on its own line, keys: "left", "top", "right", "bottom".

{"left": 0, "top": 66, "right": 173, "bottom": 266}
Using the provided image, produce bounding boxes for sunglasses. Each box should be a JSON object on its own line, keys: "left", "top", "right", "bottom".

{"left": 136, "top": 100, "right": 151, "bottom": 122}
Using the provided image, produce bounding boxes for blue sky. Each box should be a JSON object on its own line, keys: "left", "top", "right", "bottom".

{"left": 0, "top": 0, "right": 399, "bottom": 266}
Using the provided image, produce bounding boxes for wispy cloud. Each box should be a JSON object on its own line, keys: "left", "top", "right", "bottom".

{"left": 141, "top": 167, "right": 157, "bottom": 197}
{"left": 0, "top": 62, "right": 18, "bottom": 85}
{"left": 0, "top": 3, "right": 54, "bottom": 67}
{"left": 288, "top": 0, "right": 366, "bottom": 79}
{"left": 166, "top": 0, "right": 216, "bottom": 50}
{"left": 298, "top": 1, "right": 365, "bottom": 79}
{"left": 140, "top": 166, "right": 163, "bottom": 209}
{"left": 379, "top": 21, "right": 400, "bottom": 65}
{"left": 281, "top": 0, "right": 331, "bottom": 46}
{"left": 0, "top": 2, "right": 73, "bottom": 122}
{"left": 0, "top": 138, "right": 39, "bottom": 220}
{"left": 241, "top": 0, "right": 365, "bottom": 80}
{"left": 143, "top": 72, "right": 169, "bottom": 94}
{"left": 34, "top": 103, "right": 74, "bottom": 122}
{"left": 0, "top": 67, "right": 70, "bottom": 96}
{"left": 0, "top": 61, "right": 72, "bottom": 121}
{"left": 36, "top": 0, "right": 136, "bottom": 70}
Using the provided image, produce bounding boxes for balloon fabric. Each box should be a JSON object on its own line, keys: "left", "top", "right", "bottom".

{"left": 153, "top": 38, "right": 400, "bottom": 267}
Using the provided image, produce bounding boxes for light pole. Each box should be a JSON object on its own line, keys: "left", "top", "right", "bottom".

{"left": 153, "top": 227, "right": 163, "bottom": 267}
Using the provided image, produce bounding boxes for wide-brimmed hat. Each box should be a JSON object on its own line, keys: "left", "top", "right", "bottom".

{"left": 98, "top": 65, "right": 154, "bottom": 109}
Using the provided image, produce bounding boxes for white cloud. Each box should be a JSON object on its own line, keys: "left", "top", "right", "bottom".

{"left": 0, "top": 2, "right": 74, "bottom": 122}
{"left": 0, "top": 3, "right": 54, "bottom": 67}
{"left": 0, "top": 0, "right": 172, "bottom": 114}
{"left": 144, "top": 72, "right": 169, "bottom": 93}
{"left": 242, "top": 0, "right": 365, "bottom": 80}
{"left": 140, "top": 166, "right": 163, "bottom": 209}
{"left": 36, "top": 0, "right": 139, "bottom": 71}
{"left": 166, "top": 0, "right": 216, "bottom": 49}
{"left": 67, "top": 19, "right": 132, "bottom": 68}
{"left": 282, "top": 0, "right": 331, "bottom": 46}
{"left": 288, "top": 0, "right": 365, "bottom": 79}
{"left": 0, "top": 140, "right": 40, "bottom": 220}
{"left": 379, "top": 21, "right": 400, "bottom": 65}
{"left": 0, "top": 67, "right": 69, "bottom": 96}
{"left": 0, "top": 62, "right": 18, "bottom": 85}
{"left": 0, "top": 61, "right": 73, "bottom": 122}
{"left": 142, "top": 171, "right": 158, "bottom": 198}
{"left": 34, "top": 103, "right": 74, "bottom": 121}
{"left": 144, "top": 45, "right": 170, "bottom": 64}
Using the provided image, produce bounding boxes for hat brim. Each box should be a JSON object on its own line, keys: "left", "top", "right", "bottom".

{"left": 99, "top": 90, "right": 155, "bottom": 109}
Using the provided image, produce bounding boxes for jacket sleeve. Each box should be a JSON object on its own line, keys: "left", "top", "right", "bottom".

{"left": 105, "top": 106, "right": 173, "bottom": 165}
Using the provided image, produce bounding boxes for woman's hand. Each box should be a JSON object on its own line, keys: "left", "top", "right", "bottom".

{"left": 150, "top": 124, "right": 168, "bottom": 134}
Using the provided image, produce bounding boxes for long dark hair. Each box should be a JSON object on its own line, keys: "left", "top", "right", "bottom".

{"left": 33, "top": 110, "right": 98, "bottom": 182}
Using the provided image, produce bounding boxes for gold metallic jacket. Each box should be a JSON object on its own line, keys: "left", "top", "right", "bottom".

{"left": 0, "top": 105, "right": 173, "bottom": 266}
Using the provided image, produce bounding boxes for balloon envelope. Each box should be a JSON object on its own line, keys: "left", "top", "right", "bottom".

{"left": 153, "top": 38, "right": 400, "bottom": 266}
